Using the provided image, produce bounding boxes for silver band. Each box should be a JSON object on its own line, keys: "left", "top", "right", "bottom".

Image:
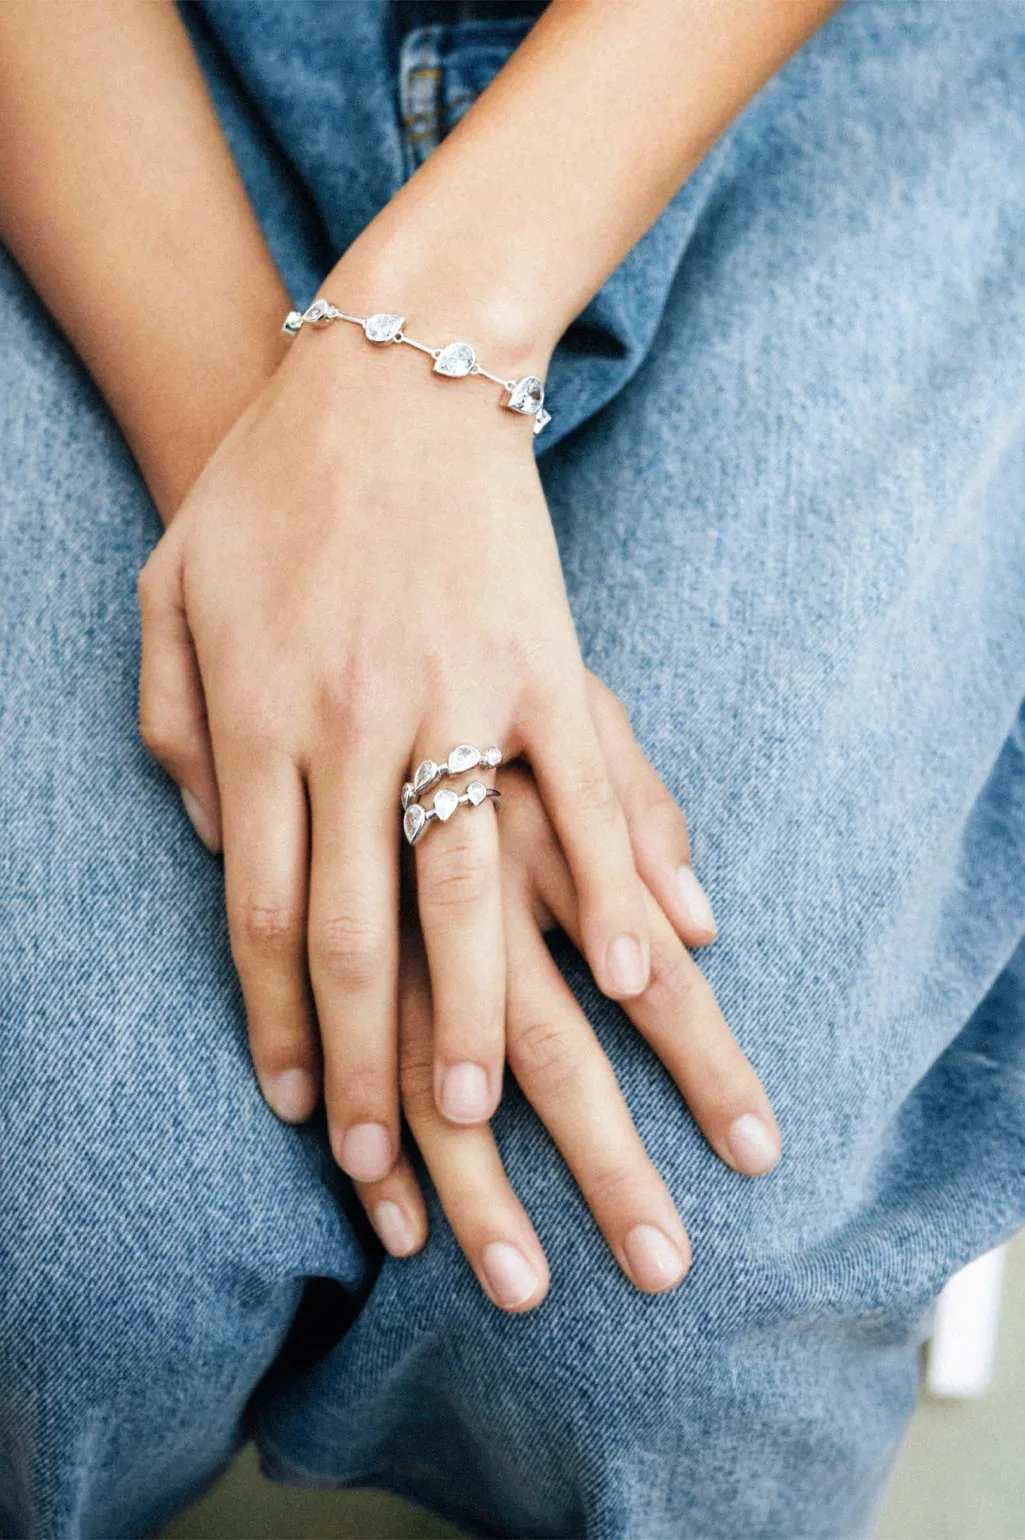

{"left": 400, "top": 744, "right": 503, "bottom": 809}
{"left": 403, "top": 782, "right": 502, "bottom": 846}
{"left": 282, "top": 302, "right": 552, "bottom": 437}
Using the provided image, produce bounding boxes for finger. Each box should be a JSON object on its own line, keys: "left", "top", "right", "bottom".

{"left": 399, "top": 937, "right": 549, "bottom": 1312}
{"left": 219, "top": 747, "right": 319, "bottom": 1124}
{"left": 504, "top": 898, "right": 691, "bottom": 1294}
{"left": 354, "top": 1147, "right": 428, "bottom": 1258}
{"left": 536, "top": 847, "right": 781, "bottom": 1177}
{"left": 137, "top": 556, "right": 221, "bottom": 853}
{"left": 585, "top": 673, "right": 717, "bottom": 948}
{"left": 412, "top": 734, "right": 505, "bottom": 1126}
{"left": 527, "top": 695, "right": 651, "bottom": 1000}
{"left": 307, "top": 743, "right": 402, "bottom": 1184}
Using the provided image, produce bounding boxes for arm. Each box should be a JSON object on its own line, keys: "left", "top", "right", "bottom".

{"left": 1, "top": 0, "right": 808, "bottom": 1306}
{"left": 324, "top": 0, "right": 840, "bottom": 361}
{"left": 0, "top": 0, "right": 289, "bottom": 519}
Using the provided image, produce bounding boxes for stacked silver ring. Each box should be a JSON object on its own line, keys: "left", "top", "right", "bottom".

{"left": 401, "top": 743, "right": 503, "bottom": 846}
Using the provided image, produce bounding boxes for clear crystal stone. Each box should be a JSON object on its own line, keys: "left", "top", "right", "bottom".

{"left": 533, "top": 407, "right": 552, "bottom": 436}
{"left": 447, "top": 744, "right": 480, "bottom": 774}
{"left": 481, "top": 746, "right": 502, "bottom": 768}
{"left": 434, "top": 788, "right": 459, "bottom": 822}
{"left": 364, "top": 312, "right": 405, "bottom": 343}
{"left": 466, "top": 781, "right": 487, "bottom": 806}
{"left": 505, "top": 375, "right": 544, "bottom": 415}
{"left": 403, "top": 804, "right": 426, "bottom": 845}
{"left": 433, "top": 342, "right": 476, "bottom": 378}
{"left": 413, "top": 759, "right": 439, "bottom": 793}
{"left": 400, "top": 782, "right": 415, "bottom": 810}
{"left": 303, "top": 299, "right": 329, "bottom": 323}
{"left": 282, "top": 310, "right": 303, "bottom": 336}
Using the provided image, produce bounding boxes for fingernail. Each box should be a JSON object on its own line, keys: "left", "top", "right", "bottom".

{"left": 726, "top": 1113, "right": 781, "bottom": 1175}
{"left": 372, "top": 1200, "right": 417, "bottom": 1256}
{"left": 264, "top": 1068, "right": 318, "bottom": 1123}
{"left": 181, "top": 787, "right": 218, "bottom": 853}
{"left": 677, "top": 866, "right": 717, "bottom": 937}
{"left": 439, "top": 1062, "right": 491, "bottom": 1123}
{"left": 623, "top": 1223, "right": 688, "bottom": 1292}
{"left": 481, "top": 1241, "right": 540, "bottom": 1308}
{"left": 607, "top": 933, "right": 648, "bottom": 996}
{"left": 337, "top": 1122, "right": 393, "bottom": 1182}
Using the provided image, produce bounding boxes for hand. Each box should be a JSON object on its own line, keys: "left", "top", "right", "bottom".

{"left": 352, "top": 677, "right": 782, "bottom": 1311}
{"left": 137, "top": 276, "right": 655, "bottom": 1187}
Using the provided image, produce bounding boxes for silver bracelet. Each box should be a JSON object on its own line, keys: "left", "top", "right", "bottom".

{"left": 282, "top": 300, "right": 552, "bottom": 436}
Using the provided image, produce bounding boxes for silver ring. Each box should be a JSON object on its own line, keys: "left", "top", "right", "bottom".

{"left": 403, "top": 782, "right": 502, "bottom": 846}
{"left": 400, "top": 743, "right": 503, "bottom": 809}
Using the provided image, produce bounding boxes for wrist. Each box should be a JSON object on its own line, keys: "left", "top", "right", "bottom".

{"left": 320, "top": 226, "right": 560, "bottom": 384}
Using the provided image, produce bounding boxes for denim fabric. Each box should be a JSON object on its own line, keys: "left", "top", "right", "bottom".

{"left": 2, "top": 2, "right": 1025, "bottom": 1536}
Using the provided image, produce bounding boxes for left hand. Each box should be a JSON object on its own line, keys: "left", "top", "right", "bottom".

{"left": 351, "top": 676, "right": 781, "bottom": 1311}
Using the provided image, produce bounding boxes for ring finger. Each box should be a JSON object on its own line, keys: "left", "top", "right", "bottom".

{"left": 410, "top": 729, "right": 506, "bottom": 1126}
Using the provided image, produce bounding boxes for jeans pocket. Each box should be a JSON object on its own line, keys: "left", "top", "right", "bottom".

{"left": 398, "top": 13, "right": 542, "bottom": 174}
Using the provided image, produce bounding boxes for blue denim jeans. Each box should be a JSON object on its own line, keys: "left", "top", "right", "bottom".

{"left": 2, "top": 3, "right": 1025, "bottom": 1536}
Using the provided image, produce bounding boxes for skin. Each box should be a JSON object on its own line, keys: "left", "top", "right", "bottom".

{"left": 0, "top": 0, "right": 839, "bottom": 1308}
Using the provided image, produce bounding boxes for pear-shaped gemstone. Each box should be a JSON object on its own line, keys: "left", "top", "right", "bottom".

{"left": 400, "top": 782, "right": 415, "bottom": 810}
{"left": 466, "top": 781, "right": 488, "bottom": 807}
{"left": 505, "top": 375, "right": 544, "bottom": 415}
{"left": 403, "top": 804, "right": 427, "bottom": 845}
{"left": 364, "top": 312, "right": 404, "bottom": 343}
{"left": 434, "top": 788, "right": 459, "bottom": 822}
{"left": 533, "top": 407, "right": 552, "bottom": 436}
{"left": 447, "top": 744, "right": 480, "bottom": 774}
{"left": 434, "top": 342, "right": 476, "bottom": 377}
{"left": 413, "top": 759, "right": 439, "bottom": 794}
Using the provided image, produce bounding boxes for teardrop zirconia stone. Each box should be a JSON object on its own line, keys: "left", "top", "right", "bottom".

{"left": 403, "top": 804, "right": 426, "bottom": 845}
{"left": 433, "top": 342, "right": 476, "bottom": 377}
{"left": 364, "top": 312, "right": 405, "bottom": 343}
{"left": 413, "top": 760, "right": 439, "bottom": 794}
{"left": 533, "top": 407, "right": 552, "bottom": 436}
{"left": 466, "top": 781, "right": 488, "bottom": 806}
{"left": 303, "top": 299, "right": 330, "bottom": 324}
{"left": 447, "top": 744, "right": 480, "bottom": 774}
{"left": 400, "top": 782, "right": 415, "bottom": 810}
{"left": 505, "top": 376, "right": 544, "bottom": 415}
{"left": 434, "top": 789, "right": 459, "bottom": 822}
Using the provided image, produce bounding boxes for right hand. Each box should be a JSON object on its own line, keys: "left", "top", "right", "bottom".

{"left": 137, "top": 278, "right": 657, "bottom": 1184}
{"left": 352, "top": 677, "right": 782, "bottom": 1311}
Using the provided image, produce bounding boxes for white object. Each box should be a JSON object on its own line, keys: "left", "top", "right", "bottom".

{"left": 926, "top": 1244, "right": 1006, "bottom": 1399}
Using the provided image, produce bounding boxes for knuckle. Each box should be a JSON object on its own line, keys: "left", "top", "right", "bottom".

{"left": 420, "top": 837, "right": 492, "bottom": 910}
{"left": 645, "top": 935, "right": 697, "bottom": 1004}
{"left": 637, "top": 786, "right": 688, "bottom": 839}
{"left": 571, "top": 765, "right": 621, "bottom": 827}
{"left": 312, "top": 909, "right": 388, "bottom": 987}
{"left": 511, "top": 1013, "right": 577, "bottom": 1091}
{"left": 586, "top": 1159, "right": 641, "bottom": 1211}
{"left": 234, "top": 899, "right": 303, "bottom": 957}
{"left": 137, "top": 701, "right": 177, "bottom": 761}
{"left": 399, "top": 1048, "right": 437, "bottom": 1123}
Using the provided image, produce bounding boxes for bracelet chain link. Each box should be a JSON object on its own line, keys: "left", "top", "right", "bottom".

{"left": 282, "top": 300, "right": 552, "bottom": 436}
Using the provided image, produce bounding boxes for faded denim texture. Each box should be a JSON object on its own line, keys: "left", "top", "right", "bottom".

{"left": 2, "top": 2, "right": 1025, "bottom": 1536}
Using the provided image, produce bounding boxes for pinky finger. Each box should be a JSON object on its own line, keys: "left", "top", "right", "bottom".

{"left": 355, "top": 1151, "right": 428, "bottom": 1259}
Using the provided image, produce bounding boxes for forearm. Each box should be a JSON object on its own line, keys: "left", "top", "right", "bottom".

{"left": 330, "top": 0, "right": 840, "bottom": 368}
{"left": 0, "top": 0, "right": 289, "bottom": 520}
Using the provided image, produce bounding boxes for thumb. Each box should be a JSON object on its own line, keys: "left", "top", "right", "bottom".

{"left": 137, "top": 550, "right": 222, "bottom": 854}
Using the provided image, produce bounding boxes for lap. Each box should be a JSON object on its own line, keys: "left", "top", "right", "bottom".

{"left": 2, "top": 2, "right": 1025, "bottom": 1537}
